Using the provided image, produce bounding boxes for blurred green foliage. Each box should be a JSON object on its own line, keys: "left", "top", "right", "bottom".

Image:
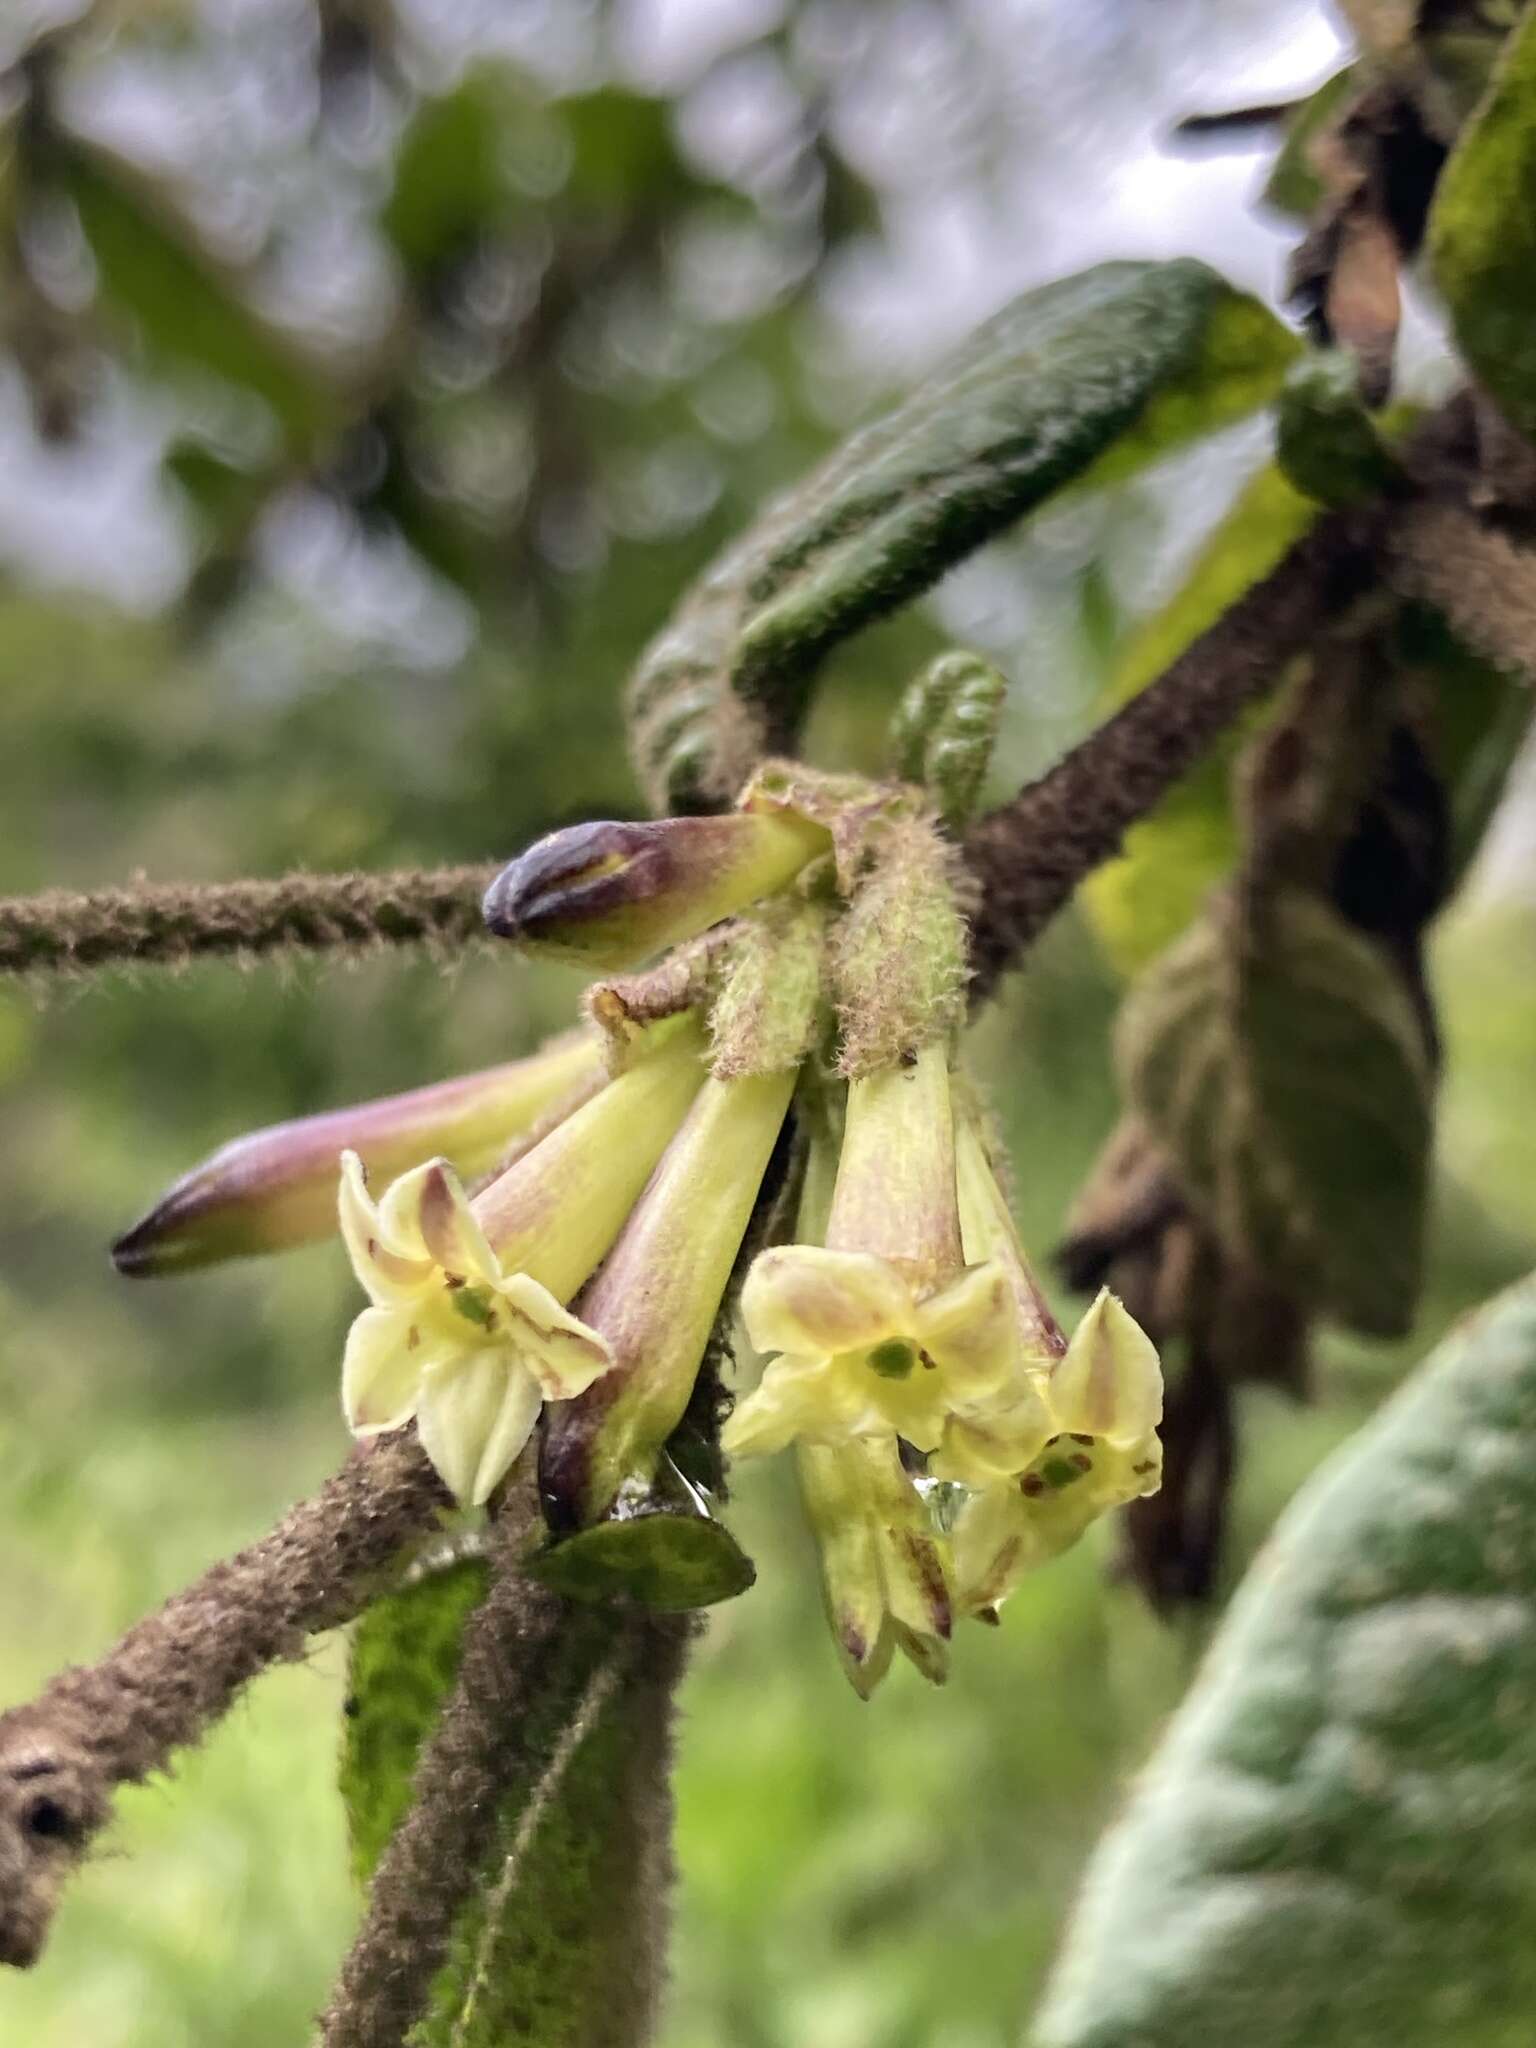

{"left": 2, "top": 4, "right": 1536, "bottom": 2046}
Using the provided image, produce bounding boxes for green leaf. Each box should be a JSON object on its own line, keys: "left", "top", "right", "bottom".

{"left": 1394, "top": 603, "right": 1533, "bottom": 882}
{"left": 1276, "top": 350, "right": 1404, "bottom": 507}
{"left": 417, "top": 1621, "right": 676, "bottom": 2048}
{"left": 527, "top": 1508, "right": 756, "bottom": 1610}
{"left": 1034, "top": 1272, "right": 1536, "bottom": 2048}
{"left": 1429, "top": 5, "right": 1536, "bottom": 443}
{"left": 340, "top": 1551, "right": 490, "bottom": 1884}
{"left": 382, "top": 69, "right": 526, "bottom": 277}
{"left": 1081, "top": 464, "right": 1321, "bottom": 975}
{"left": 628, "top": 259, "right": 1299, "bottom": 810}
{"left": 341, "top": 1550, "right": 669, "bottom": 2048}
{"left": 1261, "top": 66, "right": 1360, "bottom": 221}
{"left": 1117, "top": 887, "right": 1434, "bottom": 1336}
{"left": 61, "top": 137, "right": 331, "bottom": 450}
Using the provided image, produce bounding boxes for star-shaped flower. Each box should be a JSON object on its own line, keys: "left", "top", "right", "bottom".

{"left": 340, "top": 1151, "right": 612, "bottom": 1506}
{"left": 723, "top": 1244, "right": 1027, "bottom": 1457}
{"left": 951, "top": 1286, "right": 1164, "bottom": 1615}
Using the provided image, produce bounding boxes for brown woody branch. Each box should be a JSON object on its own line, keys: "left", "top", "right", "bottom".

{"left": 962, "top": 505, "right": 1392, "bottom": 995}
{"left": 0, "top": 866, "right": 501, "bottom": 978}
{"left": 317, "top": 1468, "right": 688, "bottom": 2048}
{"left": 0, "top": 1430, "right": 448, "bottom": 1968}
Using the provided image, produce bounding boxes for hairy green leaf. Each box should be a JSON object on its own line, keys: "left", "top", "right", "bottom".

{"left": 527, "top": 1509, "right": 756, "bottom": 1609}
{"left": 61, "top": 138, "right": 331, "bottom": 448}
{"left": 1276, "top": 350, "right": 1404, "bottom": 507}
{"left": 1429, "top": 5, "right": 1536, "bottom": 442}
{"left": 1117, "top": 887, "right": 1434, "bottom": 1335}
{"left": 340, "top": 1554, "right": 674, "bottom": 2048}
{"left": 340, "top": 1552, "right": 490, "bottom": 1884}
{"left": 1034, "top": 1272, "right": 1536, "bottom": 2048}
{"left": 417, "top": 1624, "right": 676, "bottom": 2048}
{"left": 628, "top": 259, "right": 1299, "bottom": 810}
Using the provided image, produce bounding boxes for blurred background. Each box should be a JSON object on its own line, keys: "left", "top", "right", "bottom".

{"left": 2, "top": 2, "right": 1535, "bottom": 2043}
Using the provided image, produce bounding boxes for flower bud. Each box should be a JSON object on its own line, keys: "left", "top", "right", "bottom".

{"left": 798, "top": 1436, "right": 952, "bottom": 1697}
{"left": 540, "top": 1063, "right": 798, "bottom": 1527}
{"left": 483, "top": 812, "right": 828, "bottom": 972}
{"left": 112, "top": 1033, "right": 604, "bottom": 1276}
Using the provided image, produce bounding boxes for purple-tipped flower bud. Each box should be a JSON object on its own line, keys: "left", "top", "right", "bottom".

{"left": 482, "top": 812, "right": 828, "bottom": 972}
{"left": 112, "top": 1033, "right": 604, "bottom": 1276}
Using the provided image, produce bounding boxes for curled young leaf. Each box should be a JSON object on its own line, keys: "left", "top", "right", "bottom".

{"left": 1117, "top": 887, "right": 1434, "bottom": 1337}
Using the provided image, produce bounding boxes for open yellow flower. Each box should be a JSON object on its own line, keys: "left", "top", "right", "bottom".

{"left": 340, "top": 1154, "right": 611, "bottom": 1505}
{"left": 725, "top": 1245, "right": 1016, "bottom": 1456}
{"left": 723, "top": 1046, "right": 1036, "bottom": 1464}
{"left": 340, "top": 1017, "right": 707, "bottom": 1505}
{"left": 951, "top": 1285, "right": 1164, "bottom": 1616}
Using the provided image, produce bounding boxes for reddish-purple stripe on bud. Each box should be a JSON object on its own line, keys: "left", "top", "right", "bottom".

{"left": 112, "top": 1035, "right": 603, "bottom": 1276}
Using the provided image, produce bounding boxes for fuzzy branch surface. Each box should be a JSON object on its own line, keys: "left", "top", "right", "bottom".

{"left": 0, "top": 866, "right": 501, "bottom": 978}
{"left": 0, "top": 1431, "right": 448, "bottom": 1968}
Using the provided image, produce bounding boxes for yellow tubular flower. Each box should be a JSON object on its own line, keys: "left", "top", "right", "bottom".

{"left": 339, "top": 1017, "right": 708, "bottom": 1506}
{"left": 723, "top": 1044, "right": 1019, "bottom": 1459}
{"left": 798, "top": 1435, "right": 953, "bottom": 1698}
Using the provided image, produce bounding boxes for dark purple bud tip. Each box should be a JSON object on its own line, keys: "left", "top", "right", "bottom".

{"left": 482, "top": 821, "right": 676, "bottom": 964}
{"left": 111, "top": 1186, "right": 213, "bottom": 1278}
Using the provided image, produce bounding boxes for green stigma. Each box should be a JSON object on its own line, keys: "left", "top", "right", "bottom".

{"left": 450, "top": 1284, "right": 497, "bottom": 1331}
{"left": 866, "top": 1338, "right": 918, "bottom": 1380}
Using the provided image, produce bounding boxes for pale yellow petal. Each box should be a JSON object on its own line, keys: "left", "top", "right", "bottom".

{"left": 796, "top": 1441, "right": 896, "bottom": 1698}
{"left": 338, "top": 1151, "right": 435, "bottom": 1306}
{"left": 340, "top": 1305, "right": 425, "bottom": 1434}
{"left": 467, "top": 1366, "right": 545, "bottom": 1505}
{"left": 1050, "top": 1288, "right": 1163, "bottom": 1446}
{"left": 862, "top": 1437, "right": 953, "bottom": 1659}
{"left": 949, "top": 1482, "right": 1075, "bottom": 1615}
{"left": 913, "top": 1261, "right": 1018, "bottom": 1400}
{"left": 863, "top": 1367, "right": 949, "bottom": 1454}
{"left": 722, "top": 1353, "right": 845, "bottom": 1457}
{"left": 413, "top": 1160, "right": 500, "bottom": 1285}
{"left": 741, "top": 1245, "right": 913, "bottom": 1358}
{"left": 930, "top": 1385, "right": 1055, "bottom": 1485}
{"left": 415, "top": 1352, "right": 534, "bottom": 1506}
{"left": 496, "top": 1272, "right": 613, "bottom": 1399}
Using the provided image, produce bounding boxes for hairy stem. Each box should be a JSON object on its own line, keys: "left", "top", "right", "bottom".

{"left": 962, "top": 507, "right": 1389, "bottom": 994}
{"left": 0, "top": 1430, "right": 448, "bottom": 1969}
{"left": 317, "top": 1478, "right": 689, "bottom": 2048}
{"left": 0, "top": 866, "right": 501, "bottom": 978}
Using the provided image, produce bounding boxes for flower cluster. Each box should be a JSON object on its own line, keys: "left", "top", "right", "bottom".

{"left": 723, "top": 1043, "right": 1162, "bottom": 1690}
{"left": 115, "top": 758, "right": 1163, "bottom": 1688}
